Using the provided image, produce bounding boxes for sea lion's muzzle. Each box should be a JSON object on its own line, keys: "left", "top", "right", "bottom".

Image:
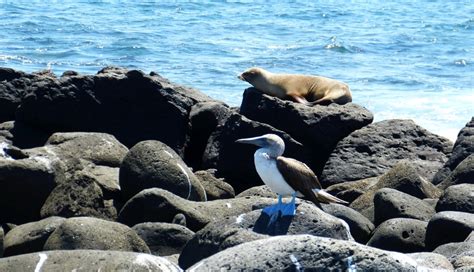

{"left": 237, "top": 74, "right": 246, "bottom": 81}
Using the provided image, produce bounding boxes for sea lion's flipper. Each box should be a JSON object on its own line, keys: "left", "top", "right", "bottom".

{"left": 288, "top": 94, "right": 309, "bottom": 104}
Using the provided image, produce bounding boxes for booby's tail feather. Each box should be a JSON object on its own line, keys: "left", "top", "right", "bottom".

{"left": 313, "top": 189, "right": 348, "bottom": 205}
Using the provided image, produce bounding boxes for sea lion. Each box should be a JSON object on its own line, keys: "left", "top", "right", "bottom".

{"left": 238, "top": 67, "right": 352, "bottom": 105}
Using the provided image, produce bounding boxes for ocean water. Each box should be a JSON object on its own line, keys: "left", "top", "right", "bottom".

{"left": 0, "top": 1, "right": 472, "bottom": 141}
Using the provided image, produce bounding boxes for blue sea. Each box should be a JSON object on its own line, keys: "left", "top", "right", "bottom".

{"left": 0, "top": 1, "right": 472, "bottom": 141}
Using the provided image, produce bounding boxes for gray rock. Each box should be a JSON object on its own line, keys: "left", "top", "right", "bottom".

{"left": 118, "top": 188, "right": 274, "bottom": 231}
{"left": 322, "top": 203, "right": 375, "bottom": 244}
{"left": 43, "top": 217, "right": 150, "bottom": 253}
{"left": 3, "top": 217, "right": 65, "bottom": 257}
{"left": 325, "top": 177, "right": 379, "bottom": 204}
{"left": 436, "top": 183, "right": 474, "bottom": 213}
{"left": 321, "top": 119, "right": 452, "bottom": 186}
{"left": 367, "top": 218, "right": 427, "bottom": 253}
{"left": 185, "top": 101, "right": 233, "bottom": 169}
{"left": 40, "top": 173, "right": 117, "bottom": 220}
{"left": 236, "top": 185, "right": 277, "bottom": 198}
{"left": 179, "top": 203, "right": 352, "bottom": 269}
{"left": 202, "top": 112, "right": 313, "bottom": 193}
{"left": 433, "top": 117, "right": 474, "bottom": 185}
{"left": 0, "top": 68, "right": 30, "bottom": 123}
{"left": 188, "top": 234, "right": 417, "bottom": 271}
{"left": 425, "top": 211, "right": 474, "bottom": 250}
{"left": 0, "top": 226, "right": 3, "bottom": 257}
{"left": 0, "top": 152, "right": 64, "bottom": 223}
{"left": 350, "top": 162, "right": 442, "bottom": 222}
{"left": 239, "top": 87, "right": 373, "bottom": 174}
{"left": 423, "top": 198, "right": 439, "bottom": 209}
{"left": 406, "top": 252, "right": 454, "bottom": 271}
{"left": 119, "top": 140, "right": 206, "bottom": 202}
{"left": 132, "top": 222, "right": 194, "bottom": 256}
{"left": 15, "top": 67, "right": 214, "bottom": 154}
{"left": 453, "top": 254, "right": 474, "bottom": 270}
{"left": 433, "top": 241, "right": 474, "bottom": 264}
{"left": 437, "top": 154, "right": 474, "bottom": 190}
{"left": 194, "top": 169, "right": 235, "bottom": 200}
{"left": 373, "top": 188, "right": 436, "bottom": 225}
{"left": 0, "top": 250, "right": 181, "bottom": 271}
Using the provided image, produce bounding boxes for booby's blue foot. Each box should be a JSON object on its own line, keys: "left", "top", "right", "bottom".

{"left": 281, "top": 192, "right": 297, "bottom": 216}
{"left": 263, "top": 195, "right": 284, "bottom": 225}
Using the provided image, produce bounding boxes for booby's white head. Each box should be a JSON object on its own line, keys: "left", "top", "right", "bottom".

{"left": 235, "top": 134, "right": 285, "bottom": 158}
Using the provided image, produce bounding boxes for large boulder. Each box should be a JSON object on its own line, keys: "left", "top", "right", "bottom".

{"left": 118, "top": 188, "right": 274, "bottom": 231}
{"left": 367, "top": 218, "right": 428, "bottom": 253}
{"left": 0, "top": 250, "right": 180, "bottom": 271}
{"left": 179, "top": 203, "right": 352, "bottom": 269}
{"left": 433, "top": 241, "right": 474, "bottom": 268}
{"left": 239, "top": 88, "right": 373, "bottom": 174}
{"left": 188, "top": 234, "right": 417, "bottom": 271}
{"left": 350, "top": 162, "right": 441, "bottom": 222}
{"left": 3, "top": 217, "right": 65, "bottom": 257}
{"left": 437, "top": 154, "right": 474, "bottom": 190}
{"left": 0, "top": 151, "right": 65, "bottom": 223}
{"left": 15, "top": 67, "right": 214, "bottom": 154}
{"left": 43, "top": 217, "right": 150, "bottom": 253}
{"left": 321, "top": 119, "right": 452, "bottom": 186}
{"left": 436, "top": 183, "right": 474, "bottom": 213}
{"left": 202, "top": 112, "right": 312, "bottom": 193}
{"left": 132, "top": 222, "right": 194, "bottom": 256}
{"left": 433, "top": 117, "right": 474, "bottom": 184}
{"left": 425, "top": 211, "right": 474, "bottom": 250}
{"left": 236, "top": 185, "right": 277, "bottom": 198}
{"left": 321, "top": 203, "right": 375, "bottom": 244}
{"left": 119, "top": 140, "right": 206, "bottom": 202}
{"left": 373, "top": 188, "right": 436, "bottom": 225}
{"left": 325, "top": 177, "right": 379, "bottom": 204}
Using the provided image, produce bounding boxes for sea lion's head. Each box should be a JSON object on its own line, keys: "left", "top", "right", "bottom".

{"left": 238, "top": 67, "right": 266, "bottom": 83}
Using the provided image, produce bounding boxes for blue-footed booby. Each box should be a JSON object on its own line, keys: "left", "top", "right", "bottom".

{"left": 236, "top": 134, "right": 347, "bottom": 218}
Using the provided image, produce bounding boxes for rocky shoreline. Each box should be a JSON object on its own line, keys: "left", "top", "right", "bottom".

{"left": 0, "top": 67, "right": 472, "bottom": 271}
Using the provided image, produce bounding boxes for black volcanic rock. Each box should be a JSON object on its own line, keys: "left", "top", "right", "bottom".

{"left": 119, "top": 140, "right": 207, "bottom": 202}
{"left": 43, "top": 217, "right": 150, "bottom": 253}
{"left": 436, "top": 183, "right": 474, "bottom": 213}
{"left": 239, "top": 88, "right": 373, "bottom": 174}
{"left": 437, "top": 154, "right": 474, "bottom": 190}
{"left": 321, "top": 119, "right": 452, "bottom": 186}
{"left": 14, "top": 67, "right": 215, "bottom": 155}
{"left": 187, "top": 235, "right": 417, "bottom": 271}
{"left": 179, "top": 203, "right": 352, "bottom": 269}
{"left": 202, "top": 112, "right": 312, "bottom": 193}
{"left": 0, "top": 68, "right": 31, "bottom": 123}
{"left": 373, "top": 188, "right": 435, "bottom": 225}
{"left": 425, "top": 211, "right": 474, "bottom": 250}
{"left": 367, "top": 218, "right": 427, "bottom": 253}
{"left": 3, "top": 217, "right": 65, "bottom": 257}
{"left": 433, "top": 117, "right": 474, "bottom": 184}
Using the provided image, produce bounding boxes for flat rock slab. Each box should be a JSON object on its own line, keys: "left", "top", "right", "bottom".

{"left": 179, "top": 203, "right": 352, "bottom": 269}
{"left": 239, "top": 87, "right": 373, "bottom": 174}
{"left": 188, "top": 234, "right": 418, "bottom": 271}
{"left": 321, "top": 119, "right": 452, "bottom": 186}
{"left": 0, "top": 250, "right": 181, "bottom": 271}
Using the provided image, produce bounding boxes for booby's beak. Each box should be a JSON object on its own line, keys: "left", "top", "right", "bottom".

{"left": 235, "top": 136, "right": 268, "bottom": 147}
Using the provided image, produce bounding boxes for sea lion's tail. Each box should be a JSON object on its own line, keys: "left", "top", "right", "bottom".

{"left": 313, "top": 189, "right": 348, "bottom": 204}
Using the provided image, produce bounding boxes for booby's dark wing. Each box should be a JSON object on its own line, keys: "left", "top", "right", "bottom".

{"left": 276, "top": 156, "right": 322, "bottom": 205}
{"left": 276, "top": 156, "right": 348, "bottom": 205}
